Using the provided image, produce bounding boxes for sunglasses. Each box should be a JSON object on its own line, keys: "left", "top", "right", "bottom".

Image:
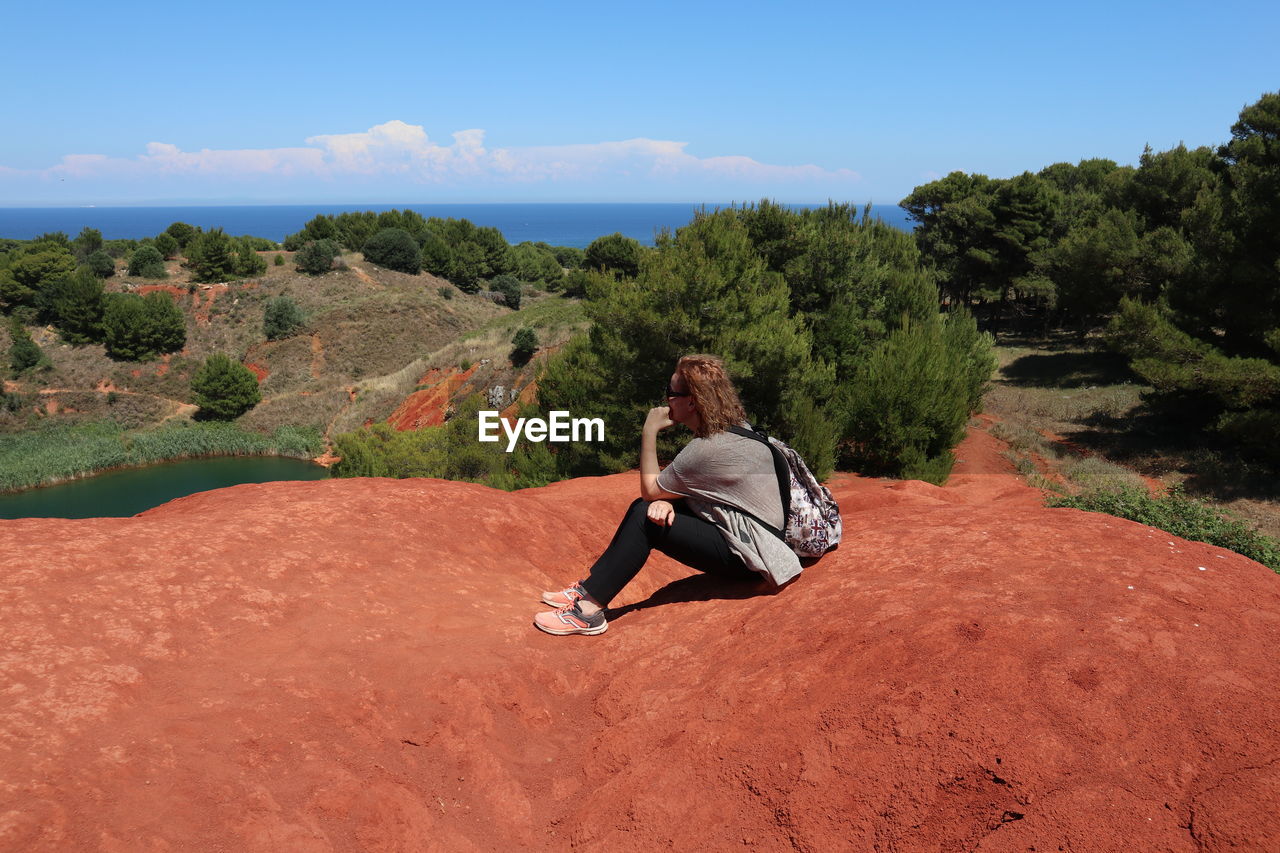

{"left": 664, "top": 384, "right": 691, "bottom": 399}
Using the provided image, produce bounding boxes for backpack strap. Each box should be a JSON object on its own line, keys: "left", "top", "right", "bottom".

{"left": 726, "top": 424, "right": 791, "bottom": 542}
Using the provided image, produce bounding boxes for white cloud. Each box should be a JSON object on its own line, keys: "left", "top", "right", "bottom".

{"left": 2, "top": 120, "right": 862, "bottom": 198}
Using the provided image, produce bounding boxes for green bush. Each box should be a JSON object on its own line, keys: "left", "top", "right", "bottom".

{"left": 447, "top": 241, "right": 486, "bottom": 292}
{"left": 47, "top": 268, "right": 105, "bottom": 344}
{"left": 154, "top": 233, "right": 180, "bottom": 259}
{"left": 842, "top": 311, "right": 995, "bottom": 483}
{"left": 263, "top": 296, "right": 305, "bottom": 340}
{"left": 420, "top": 230, "right": 453, "bottom": 277}
{"left": 552, "top": 245, "right": 584, "bottom": 269}
{"left": 294, "top": 239, "right": 339, "bottom": 276}
{"left": 72, "top": 227, "right": 104, "bottom": 261}
{"left": 330, "top": 395, "right": 554, "bottom": 490}
{"left": 437, "top": 285, "right": 454, "bottom": 300}
{"left": 235, "top": 239, "right": 267, "bottom": 277}
{"left": 7, "top": 318, "right": 43, "bottom": 374}
{"left": 191, "top": 353, "right": 262, "bottom": 419}
{"left": 273, "top": 253, "right": 285, "bottom": 266}
{"left": 128, "top": 245, "right": 168, "bottom": 278}
{"left": 184, "top": 228, "right": 238, "bottom": 282}
{"left": 102, "top": 292, "right": 185, "bottom": 360}
{"left": 165, "top": 222, "right": 198, "bottom": 248}
{"left": 584, "top": 232, "right": 642, "bottom": 279}
{"left": 491, "top": 274, "right": 522, "bottom": 309}
{"left": 363, "top": 228, "right": 421, "bottom": 274}
{"left": 511, "top": 327, "right": 538, "bottom": 365}
{"left": 11, "top": 248, "right": 77, "bottom": 305}
{"left": 1051, "top": 486, "right": 1280, "bottom": 572}
{"left": 86, "top": 250, "right": 116, "bottom": 279}
{"left": 508, "top": 242, "right": 565, "bottom": 288}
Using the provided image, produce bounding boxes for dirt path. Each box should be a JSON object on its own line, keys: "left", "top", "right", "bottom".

{"left": 347, "top": 264, "right": 378, "bottom": 286}
{"left": 309, "top": 334, "right": 325, "bottom": 379}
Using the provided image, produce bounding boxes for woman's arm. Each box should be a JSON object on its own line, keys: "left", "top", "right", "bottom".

{"left": 640, "top": 406, "right": 685, "bottom": 502}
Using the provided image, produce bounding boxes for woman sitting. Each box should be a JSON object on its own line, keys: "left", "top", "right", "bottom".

{"left": 535, "top": 354, "right": 801, "bottom": 636}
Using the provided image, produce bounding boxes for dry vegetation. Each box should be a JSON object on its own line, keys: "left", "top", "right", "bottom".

{"left": 983, "top": 330, "right": 1280, "bottom": 540}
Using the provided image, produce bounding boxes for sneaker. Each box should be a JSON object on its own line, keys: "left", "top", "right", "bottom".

{"left": 541, "top": 581, "right": 588, "bottom": 608}
{"left": 533, "top": 602, "right": 608, "bottom": 636}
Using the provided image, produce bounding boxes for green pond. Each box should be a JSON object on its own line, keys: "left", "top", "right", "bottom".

{"left": 0, "top": 456, "right": 330, "bottom": 519}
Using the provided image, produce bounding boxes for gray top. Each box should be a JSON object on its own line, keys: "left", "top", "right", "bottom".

{"left": 657, "top": 430, "right": 802, "bottom": 587}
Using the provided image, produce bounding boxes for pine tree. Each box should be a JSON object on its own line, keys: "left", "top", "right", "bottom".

{"left": 191, "top": 353, "right": 262, "bottom": 419}
{"left": 50, "top": 268, "right": 106, "bottom": 344}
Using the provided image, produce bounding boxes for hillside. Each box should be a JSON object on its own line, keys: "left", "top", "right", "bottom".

{"left": 2, "top": 253, "right": 587, "bottom": 461}
{"left": 2, "top": 425, "right": 1278, "bottom": 851}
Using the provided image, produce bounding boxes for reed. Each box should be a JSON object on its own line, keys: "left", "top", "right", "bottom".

{"left": 0, "top": 421, "right": 324, "bottom": 492}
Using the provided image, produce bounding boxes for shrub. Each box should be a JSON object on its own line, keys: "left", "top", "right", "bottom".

{"left": 552, "top": 245, "right": 584, "bottom": 269}
{"left": 191, "top": 353, "right": 262, "bottom": 420}
{"left": 1051, "top": 486, "right": 1280, "bottom": 572}
{"left": 165, "top": 222, "right": 198, "bottom": 248}
{"left": 362, "top": 228, "right": 421, "bottom": 274}
{"left": 584, "top": 232, "right": 642, "bottom": 279}
{"left": 154, "top": 232, "right": 180, "bottom": 259}
{"left": 437, "top": 285, "right": 454, "bottom": 300}
{"left": 511, "top": 327, "right": 538, "bottom": 366}
{"left": 7, "top": 318, "right": 43, "bottom": 374}
{"left": 235, "top": 239, "right": 267, "bottom": 277}
{"left": 11, "top": 249, "right": 77, "bottom": 299}
{"left": 273, "top": 253, "right": 285, "bottom": 266}
{"left": 184, "top": 228, "right": 238, "bottom": 282}
{"left": 420, "top": 230, "right": 453, "bottom": 277}
{"left": 128, "top": 245, "right": 168, "bottom": 278}
{"left": 508, "top": 242, "right": 565, "bottom": 288}
{"left": 490, "top": 274, "right": 522, "bottom": 309}
{"left": 447, "top": 241, "right": 486, "bottom": 292}
{"left": 47, "top": 268, "right": 106, "bottom": 344}
{"left": 560, "top": 268, "right": 597, "bottom": 299}
{"left": 329, "top": 395, "right": 554, "bottom": 490}
{"left": 841, "top": 312, "right": 995, "bottom": 483}
{"left": 294, "top": 239, "right": 339, "bottom": 276}
{"left": 102, "top": 292, "right": 185, "bottom": 360}
{"left": 86, "top": 250, "right": 116, "bottom": 279}
{"left": 263, "top": 296, "right": 305, "bottom": 340}
{"left": 72, "top": 227, "right": 104, "bottom": 261}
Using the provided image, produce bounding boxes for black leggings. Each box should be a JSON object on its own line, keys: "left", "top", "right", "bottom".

{"left": 581, "top": 498, "right": 756, "bottom": 607}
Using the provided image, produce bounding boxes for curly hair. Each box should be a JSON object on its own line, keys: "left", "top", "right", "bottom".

{"left": 676, "top": 354, "right": 747, "bottom": 438}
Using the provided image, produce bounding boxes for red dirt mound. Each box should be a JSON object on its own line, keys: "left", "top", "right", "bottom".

{"left": 2, "top": 437, "right": 1279, "bottom": 850}
{"left": 387, "top": 364, "right": 479, "bottom": 431}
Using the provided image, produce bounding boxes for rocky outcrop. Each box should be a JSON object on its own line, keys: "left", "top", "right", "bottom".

{"left": 2, "top": 429, "right": 1278, "bottom": 851}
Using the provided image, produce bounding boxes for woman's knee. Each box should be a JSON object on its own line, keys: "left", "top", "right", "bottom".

{"left": 625, "top": 498, "right": 665, "bottom": 540}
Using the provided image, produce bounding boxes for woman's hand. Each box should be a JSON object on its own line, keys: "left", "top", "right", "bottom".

{"left": 645, "top": 405, "right": 675, "bottom": 433}
{"left": 647, "top": 499, "right": 676, "bottom": 527}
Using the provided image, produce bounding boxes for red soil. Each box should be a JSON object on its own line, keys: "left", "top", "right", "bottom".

{"left": 387, "top": 364, "right": 480, "bottom": 431}
{"left": 310, "top": 334, "right": 325, "bottom": 379}
{"left": 134, "top": 284, "right": 186, "bottom": 301}
{"left": 2, "top": 425, "right": 1278, "bottom": 850}
{"left": 244, "top": 362, "right": 270, "bottom": 383}
{"left": 134, "top": 282, "right": 229, "bottom": 326}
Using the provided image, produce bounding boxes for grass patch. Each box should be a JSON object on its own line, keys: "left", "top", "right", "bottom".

{"left": 0, "top": 420, "right": 324, "bottom": 492}
{"left": 1051, "top": 486, "right": 1280, "bottom": 573}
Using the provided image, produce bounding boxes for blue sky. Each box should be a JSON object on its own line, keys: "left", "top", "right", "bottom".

{"left": 0, "top": 0, "right": 1275, "bottom": 205}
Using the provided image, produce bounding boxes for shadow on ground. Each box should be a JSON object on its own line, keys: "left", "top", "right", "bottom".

{"left": 999, "top": 350, "right": 1137, "bottom": 389}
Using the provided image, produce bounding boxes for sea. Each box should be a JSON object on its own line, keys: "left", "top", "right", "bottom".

{"left": 0, "top": 203, "right": 914, "bottom": 248}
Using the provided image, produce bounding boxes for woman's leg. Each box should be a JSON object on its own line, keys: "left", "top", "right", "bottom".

{"left": 580, "top": 499, "right": 754, "bottom": 608}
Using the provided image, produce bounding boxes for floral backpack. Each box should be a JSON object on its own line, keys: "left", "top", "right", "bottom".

{"left": 728, "top": 425, "right": 842, "bottom": 557}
